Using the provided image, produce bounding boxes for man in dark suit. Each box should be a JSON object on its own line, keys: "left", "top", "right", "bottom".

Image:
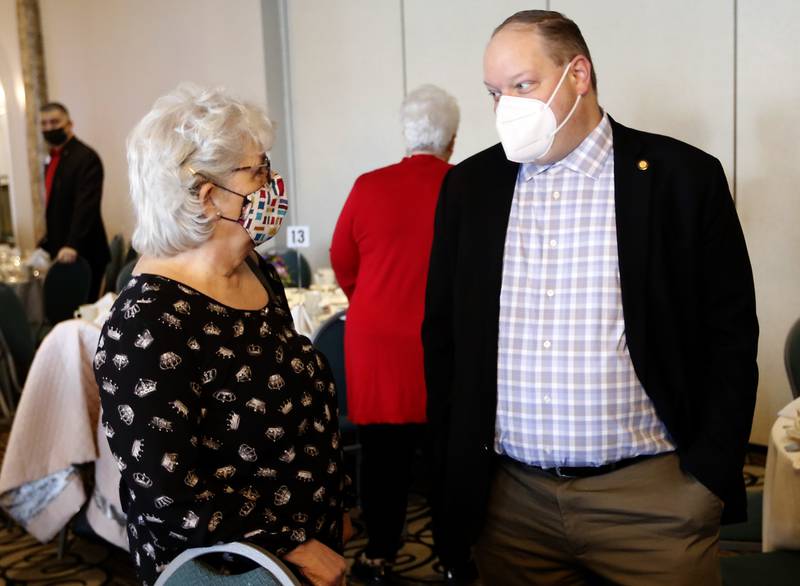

{"left": 40, "top": 102, "right": 110, "bottom": 299}
{"left": 422, "top": 10, "right": 758, "bottom": 586}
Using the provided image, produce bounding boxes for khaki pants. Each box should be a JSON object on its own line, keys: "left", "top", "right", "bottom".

{"left": 474, "top": 453, "right": 722, "bottom": 586}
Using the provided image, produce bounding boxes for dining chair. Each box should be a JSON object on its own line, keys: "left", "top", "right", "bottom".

{"left": 0, "top": 282, "right": 36, "bottom": 388}
{"left": 0, "top": 331, "right": 20, "bottom": 418}
{"left": 115, "top": 258, "right": 137, "bottom": 293}
{"left": 124, "top": 243, "right": 139, "bottom": 264}
{"left": 312, "top": 309, "right": 361, "bottom": 499}
{"left": 42, "top": 256, "right": 91, "bottom": 326}
{"left": 101, "top": 234, "right": 125, "bottom": 296}
{"left": 721, "top": 550, "right": 800, "bottom": 586}
{"left": 154, "top": 542, "right": 301, "bottom": 586}
{"left": 784, "top": 317, "right": 800, "bottom": 399}
{"left": 719, "top": 489, "right": 764, "bottom": 552}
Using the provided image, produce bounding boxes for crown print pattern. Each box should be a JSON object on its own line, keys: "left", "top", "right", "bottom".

{"left": 94, "top": 261, "right": 345, "bottom": 586}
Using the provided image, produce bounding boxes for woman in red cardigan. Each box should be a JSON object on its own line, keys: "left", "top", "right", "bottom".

{"left": 330, "top": 84, "right": 459, "bottom": 583}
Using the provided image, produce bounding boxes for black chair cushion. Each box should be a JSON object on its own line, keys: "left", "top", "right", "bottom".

{"left": 43, "top": 257, "right": 92, "bottom": 325}
{"left": 0, "top": 283, "right": 36, "bottom": 382}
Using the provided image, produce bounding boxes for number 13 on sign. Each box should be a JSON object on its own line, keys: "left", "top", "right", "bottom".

{"left": 287, "top": 226, "right": 310, "bottom": 248}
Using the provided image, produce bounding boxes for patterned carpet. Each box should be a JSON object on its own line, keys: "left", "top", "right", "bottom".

{"left": 0, "top": 425, "right": 766, "bottom": 585}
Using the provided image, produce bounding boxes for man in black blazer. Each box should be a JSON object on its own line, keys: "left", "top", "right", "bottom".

{"left": 40, "top": 102, "right": 110, "bottom": 299}
{"left": 423, "top": 11, "right": 758, "bottom": 586}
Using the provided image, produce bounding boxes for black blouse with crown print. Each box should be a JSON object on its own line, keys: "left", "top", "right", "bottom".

{"left": 93, "top": 259, "right": 345, "bottom": 585}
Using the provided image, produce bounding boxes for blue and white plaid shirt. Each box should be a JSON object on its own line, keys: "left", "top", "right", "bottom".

{"left": 496, "top": 114, "right": 675, "bottom": 468}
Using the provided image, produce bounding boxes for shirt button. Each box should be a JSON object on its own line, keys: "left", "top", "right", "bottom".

{"left": 543, "top": 395, "right": 551, "bottom": 404}
{"left": 549, "top": 239, "right": 557, "bottom": 248}
{"left": 544, "top": 447, "right": 552, "bottom": 454}
{"left": 546, "top": 289, "right": 555, "bottom": 297}
{"left": 552, "top": 191, "right": 561, "bottom": 200}
{"left": 543, "top": 340, "right": 551, "bottom": 349}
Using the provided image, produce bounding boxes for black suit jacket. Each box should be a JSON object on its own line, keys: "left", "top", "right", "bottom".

{"left": 422, "top": 117, "right": 759, "bottom": 567}
{"left": 41, "top": 136, "right": 110, "bottom": 272}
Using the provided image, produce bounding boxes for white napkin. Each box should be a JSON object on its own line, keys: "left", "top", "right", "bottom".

{"left": 25, "top": 248, "right": 52, "bottom": 271}
{"left": 91, "top": 292, "right": 117, "bottom": 327}
{"left": 778, "top": 396, "right": 800, "bottom": 418}
{"left": 290, "top": 303, "right": 316, "bottom": 338}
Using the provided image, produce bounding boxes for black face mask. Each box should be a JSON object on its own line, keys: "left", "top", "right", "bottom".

{"left": 43, "top": 128, "right": 68, "bottom": 146}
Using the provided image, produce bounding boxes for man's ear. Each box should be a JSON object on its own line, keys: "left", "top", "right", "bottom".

{"left": 571, "top": 55, "right": 593, "bottom": 96}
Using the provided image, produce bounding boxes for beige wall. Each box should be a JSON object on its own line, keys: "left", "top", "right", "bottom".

{"left": 283, "top": 0, "right": 795, "bottom": 444}
{"left": 737, "top": 1, "right": 800, "bottom": 442}
{"left": 4, "top": 0, "right": 797, "bottom": 444}
{"left": 38, "top": 0, "right": 269, "bottom": 247}
{"left": 0, "top": 0, "right": 35, "bottom": 249}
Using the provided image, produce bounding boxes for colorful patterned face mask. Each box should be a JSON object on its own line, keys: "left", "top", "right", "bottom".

{"left": 214, "top": 171, "right": 289, "bottom": 245}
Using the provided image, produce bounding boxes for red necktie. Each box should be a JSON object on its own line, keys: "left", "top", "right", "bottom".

{"left": 45, "top": 148, "right": 61, "bottom": 207}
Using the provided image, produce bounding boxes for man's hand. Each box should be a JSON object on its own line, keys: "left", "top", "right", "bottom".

{"left": 55, "top": 246, "right": 78, "bottom": 263}
{"left": 283, "top": 539, "right": 346, "bottom": 586}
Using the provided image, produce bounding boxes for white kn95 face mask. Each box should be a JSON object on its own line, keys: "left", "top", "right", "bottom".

{"left": 495, "top": 61, "right": 582, "bottom": 163}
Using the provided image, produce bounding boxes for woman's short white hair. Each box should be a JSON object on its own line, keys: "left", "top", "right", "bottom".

{"left": 400, "top": 84, "right": 459, "bottom": 155}
{"left": 128, "top": 83, "right": 274, "bottom": 258}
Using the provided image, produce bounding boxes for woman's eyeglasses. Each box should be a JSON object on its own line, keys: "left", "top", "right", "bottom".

{"left": 232, "top": 158, "right": 271, "bottom": 182}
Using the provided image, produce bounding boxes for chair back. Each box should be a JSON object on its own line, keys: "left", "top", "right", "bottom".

{"left": 116, "top": 259, "right": 137, "bottom": 293}
{"left": 785, "top": 317, "right": 800, "bottom": 399}
{"left": 0, "top": 283, "right": 35, "bottom": 383}
{"left": 42, "top": 256, "right": 91, "bottom": 325}
{"left": 154, "top": 542, "right": 301, "bottom": 586}
{"left": 312, "top": 309, "right": 349, "bottom": 421}
{"left": 124, "top": 244, "right": 139, "bottom": 264}
{"left": 102, "top": 234, "right": 125, "bottom": 295}
{"left": 312, "top": 309, "right": 360, "bottom": 502}
{"left": 275, "top": 248, "right": 312, "bottom": 288}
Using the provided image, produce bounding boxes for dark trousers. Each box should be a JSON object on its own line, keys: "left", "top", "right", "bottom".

{"left": 358, "top": 423, "right": 425, "bottom": 560}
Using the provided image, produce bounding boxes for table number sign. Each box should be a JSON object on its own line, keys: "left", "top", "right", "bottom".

{"left": 286, "top": 226, "right": 310, "bottom": 249}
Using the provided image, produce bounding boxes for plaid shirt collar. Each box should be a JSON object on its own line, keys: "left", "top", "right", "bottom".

{"left": 522, "top": 112, "right": 612, "bottom": 181}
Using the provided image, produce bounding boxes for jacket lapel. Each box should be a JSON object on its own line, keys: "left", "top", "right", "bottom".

{"left": 484, "top": 144, "right": 520, "bottom": 306}
{"left": 610, "top": 117, "right": 651, "bottom": 383}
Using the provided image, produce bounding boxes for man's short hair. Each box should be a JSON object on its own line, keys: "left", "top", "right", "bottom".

{"left": 494, "top": 10, "right": 597, "bottom": 91}
{"left": 40, "top": 102, "right": 70, "bottom": 117}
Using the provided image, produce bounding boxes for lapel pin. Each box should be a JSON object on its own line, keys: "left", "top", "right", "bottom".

{"left": 637, "top": 159, "right": 649, "bottom": 171}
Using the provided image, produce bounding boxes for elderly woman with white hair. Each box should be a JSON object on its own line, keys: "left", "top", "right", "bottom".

{"left": 330, "top": 84, "right": 459, "bottom": 583}
{"left": 94, "top": 85, "right": 349, "bottom": 586}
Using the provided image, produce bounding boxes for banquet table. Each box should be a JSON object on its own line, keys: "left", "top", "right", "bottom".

{"left": 284, "top": 285, "right": 349, "bottom": 338}
{"left": 0, "top": 247, "right": 49, "bottom": 332}
{"left": 0, "top": 318, "right": 128, "bottom": 551}
{"left": 763, "top": 396, "right": 800, "bottom": 552}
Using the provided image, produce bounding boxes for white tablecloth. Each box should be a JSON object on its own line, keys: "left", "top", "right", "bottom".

{"left": 0, "top": 318, "right": 127, "bottom": 550}
{"left": 284, "top": 286, "right": 349, "bottom": 338}
{"left": 763, "top": 396, "right": 800, "bottom": 552}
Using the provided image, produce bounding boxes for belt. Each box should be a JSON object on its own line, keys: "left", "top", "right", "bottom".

{"left": 501, "top": 453, "right": 655, "bottom": 479}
